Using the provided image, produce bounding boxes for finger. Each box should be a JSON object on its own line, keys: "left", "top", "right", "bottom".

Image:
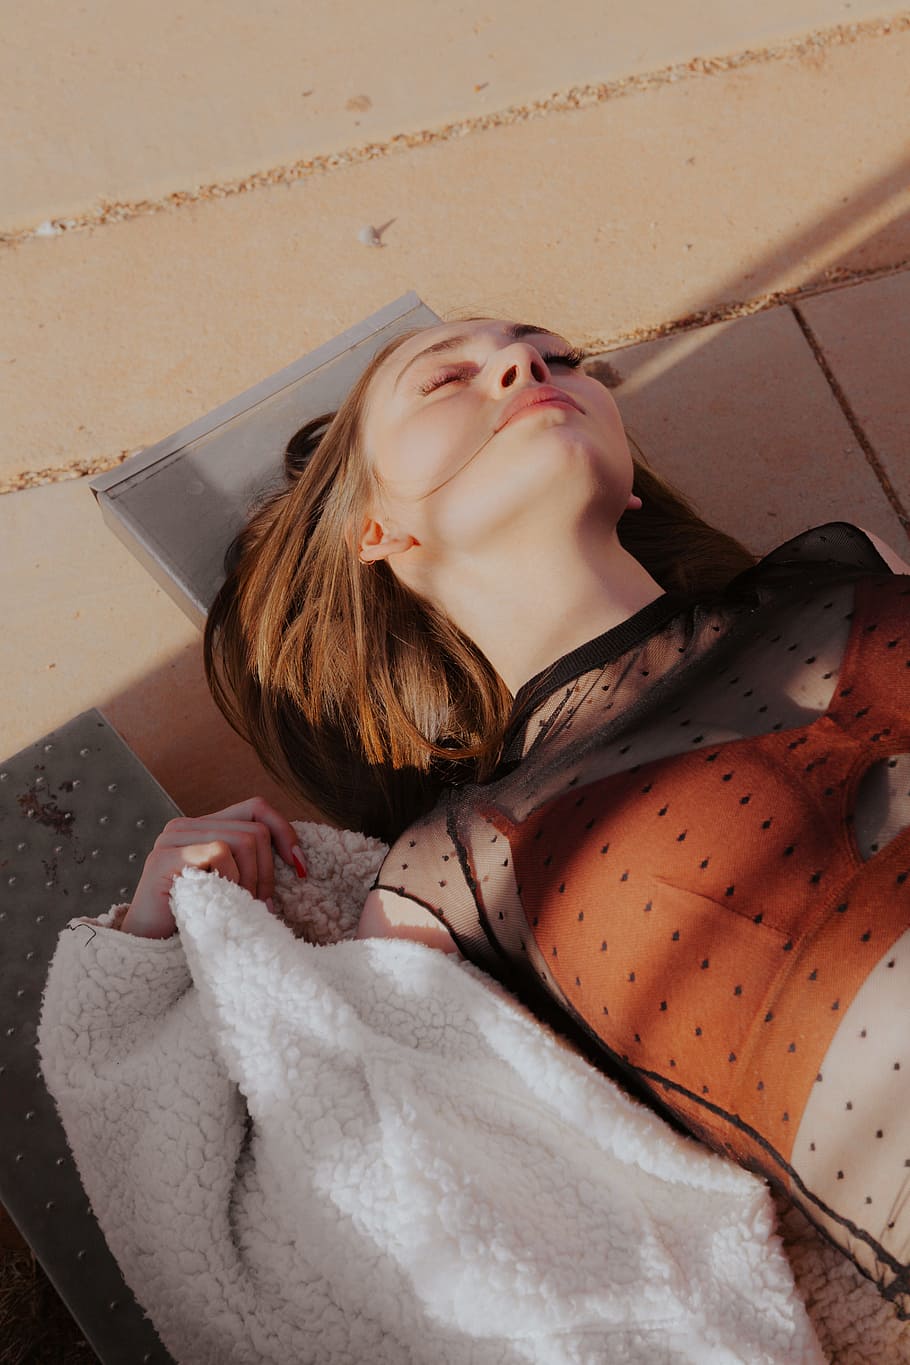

{"left": 159, "top": 819, "right": 274, "bottom": 903}
{"left": 218, "top": 829, "right": 259, "bottom": 899}
{"left": 202, "top": 798, "right": 302, "bottom": 874}
{"left": 181, "top": 841, "right": 242, "bottom": 886}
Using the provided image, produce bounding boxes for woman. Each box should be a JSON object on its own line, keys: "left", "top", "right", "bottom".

{"left": 123, "top": 312, "right": 910, "bottom": 1313}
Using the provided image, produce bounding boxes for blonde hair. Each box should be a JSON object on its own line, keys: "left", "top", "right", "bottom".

{"left": 204, "top": 316, "right": 757, "bottom": 842}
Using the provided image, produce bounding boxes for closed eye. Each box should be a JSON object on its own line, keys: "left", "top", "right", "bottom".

{"left": 416, "top": 347, "right": 587, "bottom": 397}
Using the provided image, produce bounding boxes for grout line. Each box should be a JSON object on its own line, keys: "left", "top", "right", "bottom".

{"left": 2, "top": 259, "right": 908, "bottom": 497}
{"left": 585, "top": 258, "right": 910, "bottom": 350}
{"left": 3, "top": 12, "right": 909, "bottom": 248}
{"left": 0, "top": 451, "right": 139, "bottom": 497}
{"left": 791, "top": 304, "right": 910, "bottom": 540}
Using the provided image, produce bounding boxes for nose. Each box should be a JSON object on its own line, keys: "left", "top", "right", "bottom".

{"left": 494, "top": 344, "right": 551, "bottom": 389}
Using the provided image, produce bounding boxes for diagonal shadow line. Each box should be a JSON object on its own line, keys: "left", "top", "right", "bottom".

{"left": 580, "top": 147, "right": 910, "bottom": 544}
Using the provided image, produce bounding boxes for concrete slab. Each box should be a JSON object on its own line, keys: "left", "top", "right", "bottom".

{"left": 3, "top": 3, "right": 904, "bottom": 230}
{"left": 3, "top": 26, "right": 910, "bottom": 492}
{"left": 590, "top": 300, "right": 909, "bottom": 556}
{"left": 0, "top": 478, "right": 323, "bottom": 824}
{"left": 796, "top": 272, "right": 910, "bottom": 521}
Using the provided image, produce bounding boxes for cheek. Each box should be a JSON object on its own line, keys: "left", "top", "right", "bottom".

{"left": 384, "top": 415, "right": 481, "bottom": 504}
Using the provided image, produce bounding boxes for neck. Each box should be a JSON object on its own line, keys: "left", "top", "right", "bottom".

{"left": 426, "top": 531, "right": 666, "bottom": 697}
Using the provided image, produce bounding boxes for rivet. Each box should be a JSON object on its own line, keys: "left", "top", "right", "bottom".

{"left": 35, "top": 914, "right": 44, "bottom": 923}
{"left": 99, "top": 815, "right": 110, "bottom": 825}
{"left": 128, "top": 852, "right": 138, "bottom": 861}
{"left": 0, "top": 911, "right": 5, "bottom": 920}
{"left": 108, "top": 1300, "right": 119, "bottom": 1311}
{"left": 14, "top": 1153, "right": 23, "bottom": 1162}
{"left": 26, "top": 809, "right": 35, "bottom": 818}
{"left": 54, "top": 845, "right": 64, "bottom": 854}
{"left": 71, "top": 778, "right": 81, "bottom": 788}
{"left": 25, "top": 1110, "right": 35, "bottom": 1120}
{"left": 82, "top": 883, "right": 93, "bottom": 893}
{"left": 77, "top": 1250, "right": 86, "bottom": 1260}
{"left": 107, "top": 782, "right": 118, "bottom": 792}
{"left": 7, "top": 876, "right": 15, "bottom": 886}
{"left": 136, "top": 819, "right": 146, "bottom": 829}
{"left": 45, "top": 880, "right": 55, "bottom": 888}
{"left": 91, "top": 848, "right": 101, "bottom": 858}
{"left": 43, "top": 743, "right": 54, "bottom": 752}
{"left": 79, "top": 747, "right": 90, "bottom": 757}
{"left": 119, "top": 887, "right": 129, "bottom": 896}
{"left": 45, "top": 1201, "right": 55, "bottom": 1211}
{"left": 0, "top": 772, "right": 7, "bottom": 781}
{"left": 34, "top": 775, "right": 45, "bottom": 788}
{"left": 56, "top": 1157, "right": 65, "bottom": 1166}
{"left": 16, "top": 841, "right": 27, "bottom": 851}
{"left": 5, "top": 1027, "right": 14, "bottom": 1037}
{"left": 25, "top": 951, "right": 34, "bottom": 961}
{"left": 16, "top": 989, "right": 25, "bottom": 999}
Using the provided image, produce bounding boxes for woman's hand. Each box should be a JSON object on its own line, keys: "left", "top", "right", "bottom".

{"left": 120, "top": 798, "right": 306, "bottom": 939}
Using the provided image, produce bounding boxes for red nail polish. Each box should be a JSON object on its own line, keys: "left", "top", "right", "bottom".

{"left": 291, "top": 848, "right": 307, "bottom": 879}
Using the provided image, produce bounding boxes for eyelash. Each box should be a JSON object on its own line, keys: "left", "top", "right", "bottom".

{"left": 416, "top": 346, "right": 588, "bottom": 396}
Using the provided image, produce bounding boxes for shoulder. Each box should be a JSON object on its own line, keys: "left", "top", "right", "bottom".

{"left": 354, "top": 887, "right": 461, "bottom": 955}
{"left": 746, "top": 523, "right": 910, "bottom": 582}
{"left": 854, "top": 527, "right": 910, "bottom": 575}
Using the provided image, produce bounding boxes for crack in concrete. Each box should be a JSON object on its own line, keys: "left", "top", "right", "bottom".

{"left": 0, "top": 449, "right": 138, "bottom": 496}
{"left": 3, "top": 12, "right": 908, "bottom": 247}
{"left": 3, "top": 258, "right": 907, "bottom": 497}
{"left": 581, "top": 259, "right": 910, "bottom": 350}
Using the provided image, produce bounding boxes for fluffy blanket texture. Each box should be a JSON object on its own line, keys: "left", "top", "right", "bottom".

{"left": 36, "top": 820, "right": 910, "bottom": 1363}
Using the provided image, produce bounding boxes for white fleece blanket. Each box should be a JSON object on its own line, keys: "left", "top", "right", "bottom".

{"left": 35, "top": 820, "right": 910, "bottom": 1364}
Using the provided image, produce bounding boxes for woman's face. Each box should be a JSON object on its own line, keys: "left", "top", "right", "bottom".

{"left": 358, "top": 318, "right": 635, "bottom": 580}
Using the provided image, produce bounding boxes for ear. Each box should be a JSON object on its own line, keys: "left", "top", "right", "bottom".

{"left": 358, "top": 515, "right": 419, "bottom": 565}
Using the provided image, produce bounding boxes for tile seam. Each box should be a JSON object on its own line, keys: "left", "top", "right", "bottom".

{"left": 586, "top": 258, "right": 910, "bottom": 350}
{"left": 790, "top": 303, "right": 910, "bottom": 540}
{"left": 3, "top": 11, "right": 908, "bottom": 247}
{"left": 0, "top": 451, "right": 139, "bottom": 497}
{"left": 4, "top": 260, "right": 908, "bottom": 499}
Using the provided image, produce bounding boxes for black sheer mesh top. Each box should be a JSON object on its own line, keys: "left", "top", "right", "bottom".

{"left": 372, "top": 524, "right": 903, "bottom": 972}
{"left": 367, "top": 522, "right": 910, "bottom": 1300}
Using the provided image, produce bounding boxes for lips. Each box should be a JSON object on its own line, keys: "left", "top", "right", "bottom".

{"left": 495, "top": 384, "right": 584, "bottom": 433}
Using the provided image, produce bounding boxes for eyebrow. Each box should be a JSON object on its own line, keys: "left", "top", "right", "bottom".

{"left": 393, "top": 323, "right": 561, "bottom": 392}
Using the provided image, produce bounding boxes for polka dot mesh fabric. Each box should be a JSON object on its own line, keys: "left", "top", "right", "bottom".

{"left": 371, "top": 522, "right": 910, "bottom": 1314}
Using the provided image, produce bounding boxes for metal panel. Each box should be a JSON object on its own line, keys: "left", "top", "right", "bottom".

{"left": 0, "top": 710, "right": 181, "bottom": 1364}
{"left": 90, "top": 292, "right": 442, "bottom": 627}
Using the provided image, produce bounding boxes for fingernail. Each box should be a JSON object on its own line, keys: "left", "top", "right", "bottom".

{"left": 291, "top": 845, "right": 307, "bottom": 879}
{"left": 266, "top": 897, "right": 275, "bottom": 914}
